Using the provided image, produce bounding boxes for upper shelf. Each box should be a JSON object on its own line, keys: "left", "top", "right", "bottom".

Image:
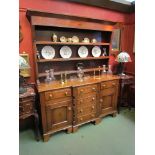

{"left": 35, "top": 41, "right": 110, "bottom": 46}
{"left": 37, "top": 56, "right": 109, "bottom": 62}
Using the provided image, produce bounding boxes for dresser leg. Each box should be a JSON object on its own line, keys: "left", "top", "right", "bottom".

{"left": 67, "top": 127, "right": 72, "bottom": 134}
{"left": 112, "top": 112, "right": 117, "bottom": 117}
{"left": 43, "top": 135, "right": 50, "bottom": 142}
{"left": 94, "top": 118, "right": 101, "bottom": 125}
{"left": 72, "top": 126, "right": 78, "bottom": 133}
{"left": 34, "top": 112, "right": 40, "bottom": 141}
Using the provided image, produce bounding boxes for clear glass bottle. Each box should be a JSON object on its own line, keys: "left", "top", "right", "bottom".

{"left": 49, "top": 69, "right": 55, "bottom": 80}
{"left": 77, "top": 67, "right": 84, "bottom": 82}
{"left": 102, "top": 65, "right": 107, "bottom": 75}
{"left": 107, "top": 65, "right": 113, "bottom": 75}
{"left": 44, "top": 70, "right": 51, "bottom": 83}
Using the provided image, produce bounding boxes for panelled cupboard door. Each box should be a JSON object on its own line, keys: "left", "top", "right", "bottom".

{"left": 45, "top": 99, "right": 72, "bottom": 130}
{"left": 100, "top": 87, "right": 116, "bottom": 114}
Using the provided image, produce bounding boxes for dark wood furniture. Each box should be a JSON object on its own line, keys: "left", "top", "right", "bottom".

{"left": 19, "top": 86, "right": 40, "bottom": 141}
{"left": 26, "top": 9, "right": 120, "bottom": 142}
{"left": 118, "top": 75, "right": 134, "bottom": 113}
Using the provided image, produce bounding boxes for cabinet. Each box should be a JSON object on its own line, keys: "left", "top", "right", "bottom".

{"left": 19, "top": 86, "right": 40, "bottom": 141}
{"left": 99, "top": 80, "right": 119, "bottom": 117}
{"left": 27, "top": 10, "right": 120, "bottom": 142}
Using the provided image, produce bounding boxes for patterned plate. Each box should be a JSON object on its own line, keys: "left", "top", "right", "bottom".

{"left": 92, "top": 46, "right": 101, "bottom": 57}
{"left": 60, "top": 46, "right": 72, "bottom": 58}
{"left": 78, "top": 46, "right": 88, "bottom": 58}
{"left": 41, "top": 46, "right": 55, "bottom": 59}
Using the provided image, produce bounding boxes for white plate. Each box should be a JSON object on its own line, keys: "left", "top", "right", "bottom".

{"left": 60, "top": 46, "right": 72, "bottom": 58}
{"left": 78, "top": 46, "right": 88, "bottom": 58}
{"left": 60, "top": 36, "right": 67, "bottom": 42}
{"left": 92, "top": 46, "right": 101, "bottom": 57}
{"left": 41, "top": 46, "right": 55, "bottom": 59}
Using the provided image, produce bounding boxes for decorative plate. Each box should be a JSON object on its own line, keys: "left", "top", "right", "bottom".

{"left": 60, "top": 36, "right": 67, "bottom": 42}
{"left": 72, "top": 36, "right": 79, "bottom": 43}
{"left": 92, "top": 46, "right": 101, "bottom": 57}
{"left": 60, "top": 46, "right": 72, "bottom": 58}
{"left": 78, "top": 46, "right": 88, "bottom": 58}
{"left": 41, "top": 46, "right": 55, "bottom": 59}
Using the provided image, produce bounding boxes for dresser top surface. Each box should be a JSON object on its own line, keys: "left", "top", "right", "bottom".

{"left": 37, "top": 75, "right": 120, "bottom": 93}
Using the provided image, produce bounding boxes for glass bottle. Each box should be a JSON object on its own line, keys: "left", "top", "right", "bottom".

{"left": 107, "top": 65, "right": 113, "bottom": 75}
{"left": 102, "top": 65, "right": 107, "bottom": 75}
{"left": 44, "top": 70, "right": 51, "bottom": 83}
{"left": 77, "top": 67, "right": 84, "bottom": 82}
{"left": 49, "top": 69, "right": 55, "bottom": 80}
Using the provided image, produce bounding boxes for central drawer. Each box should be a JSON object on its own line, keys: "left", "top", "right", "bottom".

{"left": 74, "top": 84, "right": 98, "bottom": 97}
{"left": 76, "top": 105, "right": 96, "bottom": 116}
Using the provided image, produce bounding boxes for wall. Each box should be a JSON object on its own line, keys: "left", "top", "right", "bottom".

{"left": 19, "top": 0, "right": 135, "bottom": 82}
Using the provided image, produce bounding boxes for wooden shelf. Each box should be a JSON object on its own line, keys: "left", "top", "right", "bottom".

{"left": 35, "top": 41, "right": 110, "bottom": 46}
{"left": 38, "top": 67, "right": 106, "bottom": 78}
{"left": 37, "top": 56, "right": 109, "bottom": 62}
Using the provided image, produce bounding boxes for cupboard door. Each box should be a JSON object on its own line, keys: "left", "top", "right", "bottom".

{"left": 100, "top": 87, "right": 116, "bottom": 114}
{"left": 45, "top": 99, "right": 72, "bottom": 130}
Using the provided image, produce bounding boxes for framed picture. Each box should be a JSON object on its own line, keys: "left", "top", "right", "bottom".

{"left": 111, "top": 29, "right": 121, "bottom": 51}
{"left": 19, "top": 53, "right": 30, "bottom": 77}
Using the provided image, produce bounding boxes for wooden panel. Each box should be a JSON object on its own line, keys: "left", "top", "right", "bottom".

{"left": 76, "top": 113, "right": 96, "bottom": 123}
{"left": 46, "top": 99, "right": 72, "bottom": 130}
{"left": 31, "top": 16, "right": 114, "bottom": 31}
{"left": 45, "top": 88, "right": 71, "bottom": 101}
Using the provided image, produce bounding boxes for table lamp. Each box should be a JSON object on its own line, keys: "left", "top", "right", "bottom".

{"left": 19, "top": 55, "right": 30, "bottom": 94}
{"left": 115, "top": 51, "right": 132, "bottom": 76}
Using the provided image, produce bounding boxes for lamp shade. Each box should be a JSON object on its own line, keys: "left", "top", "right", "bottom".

{"left": 19, "top": 56, "right": 30, "bottom": 69}
{"left": 115, "top": 51, "right": 132, "bottom": 63}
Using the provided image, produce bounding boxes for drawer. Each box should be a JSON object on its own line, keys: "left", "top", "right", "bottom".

{"left": 74, "top": 94, "right": 97, "bottom": 106}
{"left": 77, "top": 105, "right": 96, "bottom": 116}
{"left": 101, "top": 80, "right": 119, "bottom": 90}
{"left": 76, "top": 84, "right": 98, "bottom": 96}
{"left": 76, "top": 113, "right": 96, "bottom": 123}
{"left": 45, "top": 88, "right": 71, "bottom": 101}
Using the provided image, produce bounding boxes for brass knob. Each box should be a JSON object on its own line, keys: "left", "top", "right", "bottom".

{"left": 80, "top": 100, "right": 83, "bottom": 103}
{"left": 91, "top": 114, "right": 94, "bottom": 117}
{"left": 112, "top": 83, "right": 116, "bottom": 86}
{"left": 80, "top": 89, "right": 84, "bottom": 93}
{"left": 92, "top": 87, "right": 96, "bottom": 91}
{"left": 49, "top": 94, "right": 53, "bottom": 98}
{"left": 68, "top": 107, "right": 71, "bottom": 111}
{"left": 92, "top": 106, "right": 94, "bottom": 109}
{"left": 92, "top": 97, "right": 95, "bottom": 101}
{"left": 65, "top": 92, "right": 68, "bottom": 96}
{"left": 103, "top": 85, "right": 106, "bottom": 87}
{"left": 80, "top": 118, "right": 83, "bottom": 121}
{"left": 100, "top": 99, "right": 103, "bottom": 102}
{"left": 80, "top": 109, "right": 83, "bottom": 113}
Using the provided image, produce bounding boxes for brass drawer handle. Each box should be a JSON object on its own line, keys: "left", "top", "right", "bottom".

{"left": 91, "top": 114, "right": 95, "bottom": 117}
{"left": 80, "top": 89, "right": 84, "bottom": 93}
{"left": 80, "top": 109, "right": 83, "bottom": 113}
{"left": 68, "top": 107, "right": 72, "bottom": 111}
{"left": 92, "top": 97, "right": 95, "bottom": 101}
{"left": 102, "top": 84, "right": 106, "bottom": 87}
{"left": 49, "top": 94, "right": 53, "bottom": 98}
{"left": 80, "top": 100, "right": 83, "bottom": 103}
{"left": 100, "top": 99, "right": 103, "bottom": 103}
{"left": 92, "top": 87, "right": 96, "bottom": 91}
{"left": 92, "top": 106, "right": 94, "bottom": 109}
{"left": 80, "top": 118, "right": 83, "bottom": 121}
{"left": 112, "top": 83, "right": 116, "bottom": 86}
{"left": 65, "top": 92, "right": 68, "bottom": 96}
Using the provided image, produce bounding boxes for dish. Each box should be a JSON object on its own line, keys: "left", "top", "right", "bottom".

{"left": 91, "top": 38, "right": 97, "bottom": 43}
{"left": 78, "top": 46, "right": 88, "bottom": 58}
{"left": 60, "top": 36, "right": 67, "bottom": 42}
{"left": 72, "top": 36, "right": 79, "bottom": 43}
{"left": 41, "top": 46, "right": 55, "bottom": 59}
{"left": 60, "top": 46, "right": 72, "bottom": 58}
{"left": 92, "top": 46, "right": 101, "bottom": 57}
